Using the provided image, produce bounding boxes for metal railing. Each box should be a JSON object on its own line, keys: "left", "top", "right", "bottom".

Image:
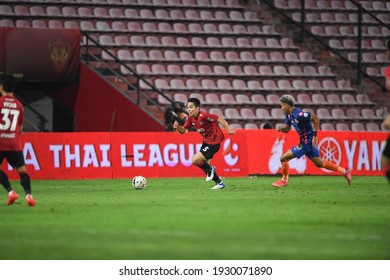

{"left": 261, "top": 0, "right": 389, "bottom": 91}
{"left": 81, "top": 32, "right": 175, "bottom": 125}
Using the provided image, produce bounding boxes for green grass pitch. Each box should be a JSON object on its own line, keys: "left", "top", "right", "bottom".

{"left": 0, "top": 176, "right": 389, "bottom": 260}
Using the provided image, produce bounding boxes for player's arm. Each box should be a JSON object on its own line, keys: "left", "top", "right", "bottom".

{"left": 277, "top": 123, "right": 290, "bottom": 133}
{"left": 173, "top": 120, "right": 188, "bottom": 134}
{"left": 311, "top": 112, "right": 319, "bottom": 147}
{"left": 218, "top": 116, "right": 236, "bottom": 135}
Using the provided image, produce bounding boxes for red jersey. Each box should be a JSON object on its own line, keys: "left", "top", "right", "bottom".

{"left": 183, "top": 111, "right": 225, "bottom": 144}
{"left": 0, "top": 95, "right": 24, "bottom": 151}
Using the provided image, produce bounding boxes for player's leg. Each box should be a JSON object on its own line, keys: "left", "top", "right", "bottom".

{"left": 272, "top": 149, "right": 296, "bottom": 188}
{"left": 204, "top": 144, "right": 225, "bottom": 189}
{"left": 192, "top": 151, "right": 213, "bottom": 178}
{"left": 15, "top": 165, "right": 35, "bottom": 206}
{"left": 0, "top": 152, "right": 19, "bottom": 205}
{"left": 8, "top": 152, "right": 36, "bottom": 206}
{"left": 310, "top": 151, "right": 352, "bottom": 185}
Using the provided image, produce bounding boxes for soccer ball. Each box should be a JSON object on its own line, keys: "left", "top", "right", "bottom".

{"left": 132, "top": 176, "right": 147, "bottom": 190}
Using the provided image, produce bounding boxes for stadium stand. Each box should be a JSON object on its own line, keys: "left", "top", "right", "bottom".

{"left": 0, "top": 0, "right": 387, "bottom": 130}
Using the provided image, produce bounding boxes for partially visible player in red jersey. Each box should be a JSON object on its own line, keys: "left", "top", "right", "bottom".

{"left": 0, "top": 74, "right": 36, "bottom": 206}
{"left": 173, "top": 98, "right": 236, "bottom": 189}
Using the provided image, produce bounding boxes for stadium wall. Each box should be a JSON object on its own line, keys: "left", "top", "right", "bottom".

{"left": 52, "top": 64, "right": 163, "bottom": 132}
{"left": 4, "top": 131, "right": 388, "bottom": 180}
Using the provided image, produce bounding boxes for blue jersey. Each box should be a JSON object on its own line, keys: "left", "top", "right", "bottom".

{"left": 284, "top": 107, "right": 314, "bottom": 145}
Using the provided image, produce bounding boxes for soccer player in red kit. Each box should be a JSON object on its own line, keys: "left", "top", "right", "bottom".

{"left": 173, "top": 98, "right": 236, "bottom": 189}
{"left": 0, "top": 74, "right": 36, "bottom": 206}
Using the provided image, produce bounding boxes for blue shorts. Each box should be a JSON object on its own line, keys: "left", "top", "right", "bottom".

{"left": 291, "top": 143, "right": 320, "bottom": 159}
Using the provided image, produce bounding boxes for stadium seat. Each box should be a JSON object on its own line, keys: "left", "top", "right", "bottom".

{"left": 198, "top": 65, "right": 213, "bottom": 75}
{"left": 158, "top": 93, "right": 172, "bottom": 105}
{"left": 244, "top": 123, "right": 259, "bottom": 129}
{"left": 136, "top": 64, "right": 151, "bottom": 75}
{"left": 356, "top": 94, "right": 374, "bottom": 104}
{"left": 174, "top": 93, "right": 188, "bottom": 104}
{"left": 186, "top": 79, "right": 202, "bottom": 90}
{"left": 61, "top": 7, "right": 78, "bottom": 17}
{"left": 351, "top": 122, "right": 365, "bottom": 131}
{"left": 274, "top": 65, "right": 288, "bottom": 76}
{"left": 159, "top": 22, "right": 173, "bottom": 33}
{"left": 161, "top": 36, "right": 176, "bottom": 47}
{"left": 155, "top": 79, "right": 170, "bottom": 89}
{"left": 341, "top": 94, "right": 357, "bottom": 104}
{"left": 266, "top": 94, "right": 280, "bottom": 105}
{"left": 167, "top": 64, "right": 182, "bottom": 75}
{"left": 151, "top": 64, "right": 166, "bottom": 75}
{"left": 213, "top": 65, "right": 228, "bottom": 75}
{"left": 326, "top": 94, "right": 342, "bottom": 105}
{"left": 240, "top": 51, "right": 255, "bottom": 62}
{"left": 312, "top": 94, "right": 327, "bottom": 105}
{"left": 336, "top": 123, "right": 350, "bottom": 131}
{"left": 243, "top": 65, "right": 258, "bottom": 75}
{"left": 32, "top": 20, "right": 48, "bottom": 29}
{"left": 228, "top": 65, "right": 244, "bottom": 76}
{"left": 236, "top": 94, "right": 251, "bottom": 104}
{"left": 220, "top": 93, "right": 237, "bottom": 104}
{"left": 149, "top": 50, "right": 164, "bottom": 60}
{"left": 96, "top": 21, "right": 111, "bottom": 31}
{"left": 201, "top": 79, "right": 218, "bottom": 89}
{"left": 271, "top": 108, "right": 285, "bottom": 119}
{"left": 262, "top": 80, "right": 277, "bottom": 91}
{"left": 255, "top": 108, "right": 272, "bottom": 119}
{"left": 366, "top": 123, "right": 381, "bottom": 132}
{"left": 0, "top": 5, "right": 14, "bottom": 15}
{"left": 251, "top": 94, "right": 267, "bottom": 105}
{"left": 292, "top": 80, "right": 307, "bottom": 90}
{"left": 209, "top": 108, "right": 224, "bottom": 117}
{"left": 30, "top": 6, "right": 45, "bottom": 16}
{"left": 277, "top": 80, "right": 293, "bottom": 90}
{"left": 316, "top": 108, "right": 333, "bottom": 120}
{"left": 109, "top": 8, "right": 124, "bottom": 18}
{"left": 170, "top": 79, "right": 187, "bottom": 90}
{"left": 247, "top": 80, "right": 262, "bottom": 90}
{"left": 179, "top": 51, "right": 192, "bottom": 61}
{"left": 204, "top": 93, "right": 221, "bottom": 104}
{"left": 331, "top": 108, "right": 347, "bottom": 119}
{"left": 139, "top": 9, "right": 154, "bottom": 19}
{"left": 225, "top": 51, "right": 240, "bottom": 61}
{"left": 15, "top": 5, "right": 30, "bottom": 16}
{"left": 321, "top": 123, "right": 336, "bottom": 131}
{"left": 346, "top": 108, "right": 362, "bottom": 119}
{"left": 99, "top": 35, "right": 115, "bottom": 46}
{"left": 296, "top": 93, "right": 313, "bottom": 105}
{"left": 219, "top": 24, "right": 234, "bottom": 34}
{"left": 0, "top": 19, "right": 14, "bottom": 27}
{"left": 240, "top": 108, "right": 257, "bottom": 119}
{"left": 308, "top": 80, "right": 323, "bottom": 90}
{"left": 155, "top": 9, "right": 169, "bottom": 19}
{"left": 217, "top": 79, "right": 232, "bottom": 90}
{"left": 361, "top": 109, "right": 378, "bottom": 119}
{"left": 259, "top": 65, "right": 273, "bottom": 76}
{"left": 232, "top": 79, "right": 248, "bottom": 90}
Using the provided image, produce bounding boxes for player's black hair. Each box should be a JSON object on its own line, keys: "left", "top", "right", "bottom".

{"left": 0, "top": 73, "right": 17, "bottom": 93}
{"left": 280, "top": 95, "right": 295, "bottom": 107}
{"left": 187, "top": 97, "right": 201, "bottom": 107}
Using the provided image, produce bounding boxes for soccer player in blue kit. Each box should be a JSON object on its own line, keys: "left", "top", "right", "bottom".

{"left": 272, "top": 95, "right": 352, "bottom": 188}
